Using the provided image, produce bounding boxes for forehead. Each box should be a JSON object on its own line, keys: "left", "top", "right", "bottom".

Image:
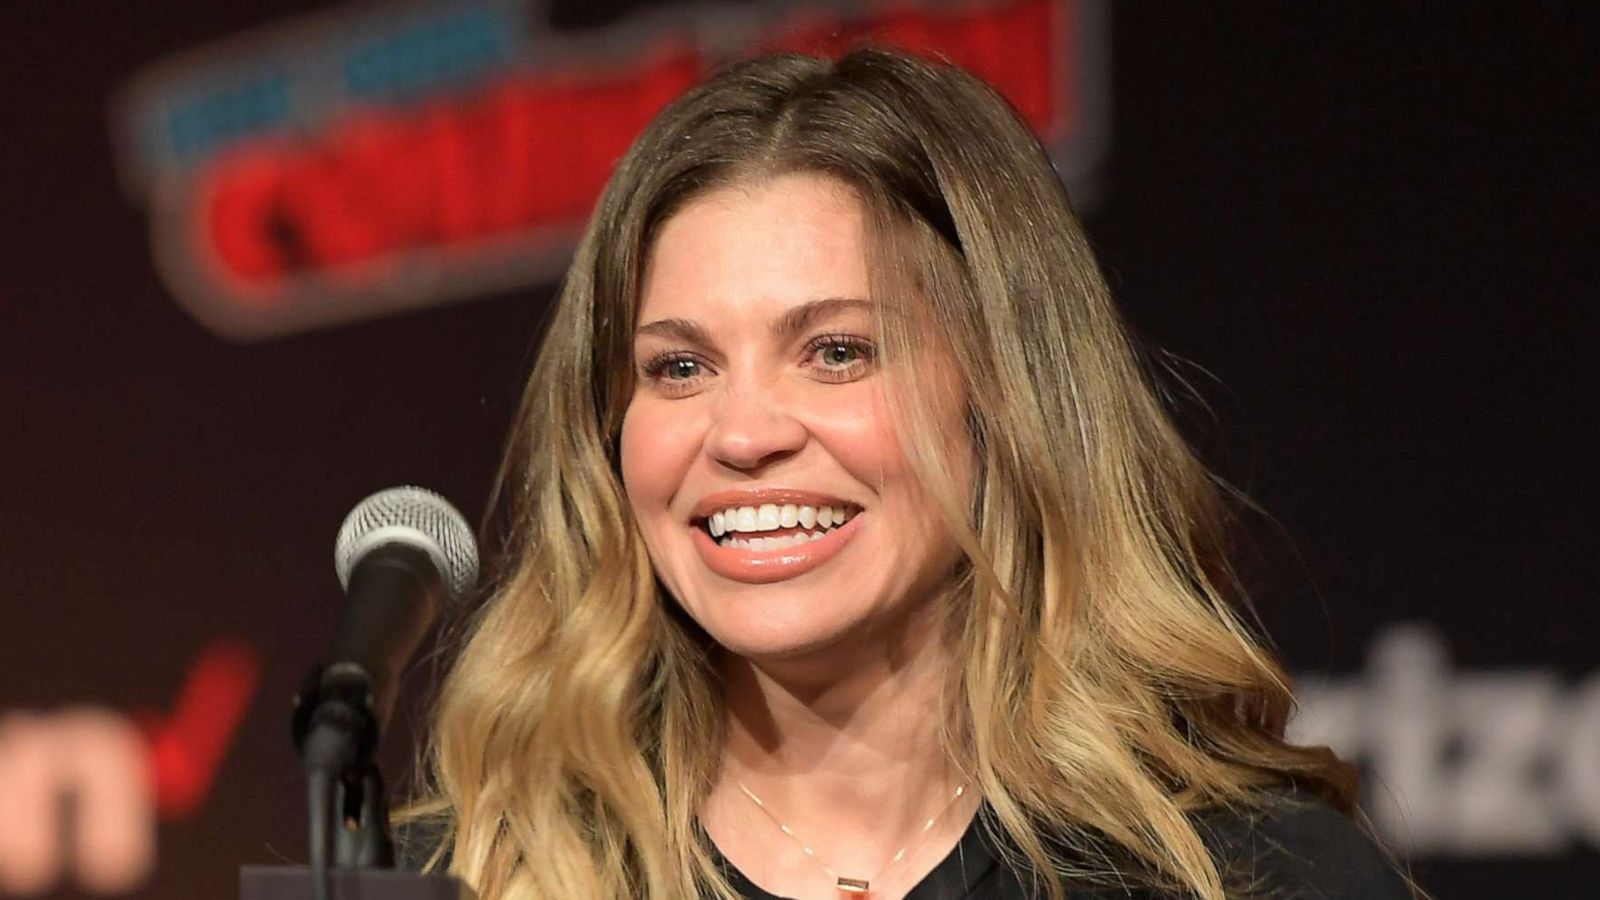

{"left": 638, "top": 173, "right": 873, "bottom": 324}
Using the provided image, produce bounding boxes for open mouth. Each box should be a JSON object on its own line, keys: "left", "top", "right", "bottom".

{"left": 694, "top": 502, "right": 859, "bottom": 552}
{"left": 688, "top": 500, "right": 864, "bottom": 583}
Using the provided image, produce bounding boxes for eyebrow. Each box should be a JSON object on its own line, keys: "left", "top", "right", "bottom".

{"left": 634, "top": 297, "right": 874, "bottom": 348}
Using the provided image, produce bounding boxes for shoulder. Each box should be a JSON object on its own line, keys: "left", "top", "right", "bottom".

{"left": 1193, "top": 787, "right": 1416, "bottom": 900}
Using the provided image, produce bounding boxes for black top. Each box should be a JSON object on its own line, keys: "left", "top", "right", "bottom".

{"left": 712, "top": 789, "right": 1412, "bottom": 899}
{"left": 399, "top": 789, "right": 1414, "bottom": 899}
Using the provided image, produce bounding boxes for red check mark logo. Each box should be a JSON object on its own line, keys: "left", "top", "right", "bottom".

{"left": 135, "top": 639, "right": 260, "bottom": 819}
{"left": 0, "top": 640, "right": 261, "bottom": 894}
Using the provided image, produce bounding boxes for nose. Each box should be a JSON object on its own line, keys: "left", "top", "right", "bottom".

{"left": 703, "top": 379, "right": 808, "bottom": 472}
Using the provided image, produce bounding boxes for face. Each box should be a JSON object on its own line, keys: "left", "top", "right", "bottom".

{"left": 619, "top": 173, "right": 973, "bottom": 663}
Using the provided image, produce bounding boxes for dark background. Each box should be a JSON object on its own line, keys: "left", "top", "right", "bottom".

{"left": 1, "top": 2, "right": 1594, "bottom": 898}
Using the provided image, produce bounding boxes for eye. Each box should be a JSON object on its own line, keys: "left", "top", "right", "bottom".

{"left": 805, "top": 334, "right": 875, "bottom": 382}
{"left": 639, "top": 352, "right": 711, "bottom": 395}
{"left": 657, "top": 358, "right": 701, "bottom": 380}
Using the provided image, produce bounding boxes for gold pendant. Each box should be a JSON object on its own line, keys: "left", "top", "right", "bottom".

{"left": 836, "top": 876, "right": 870, "bottom": 893}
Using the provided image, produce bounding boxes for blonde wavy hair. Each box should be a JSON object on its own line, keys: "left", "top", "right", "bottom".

{"left": 406, "top": 47, "right": 1358, "bottom": 900}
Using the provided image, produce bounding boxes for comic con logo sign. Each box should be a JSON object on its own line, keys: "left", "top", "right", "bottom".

{"left": 110, "top": 0, "right": 1108, "bottom": 340}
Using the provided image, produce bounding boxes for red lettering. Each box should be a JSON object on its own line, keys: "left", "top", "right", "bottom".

{"left": 201, "top": 146, "right": 291, "bottom": 285}
{"left": 190, "top": 1, "right": 1070, "bottom": 294}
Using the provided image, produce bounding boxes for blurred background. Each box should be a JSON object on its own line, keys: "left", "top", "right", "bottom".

{"left": 1, "top": 1, "right": 1594, "bottom": 897}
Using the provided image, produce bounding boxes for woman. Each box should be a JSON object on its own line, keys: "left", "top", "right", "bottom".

{"left": 402, "top": 48, "right": 1415, "bottom": 900}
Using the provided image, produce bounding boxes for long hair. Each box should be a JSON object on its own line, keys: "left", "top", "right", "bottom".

{"left": 408, "top": 48, "right": 1357, "bottom": 900}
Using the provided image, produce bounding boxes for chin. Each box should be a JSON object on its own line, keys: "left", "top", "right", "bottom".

{"left": 697, "top": 606, "right": 864, "bottom": 666}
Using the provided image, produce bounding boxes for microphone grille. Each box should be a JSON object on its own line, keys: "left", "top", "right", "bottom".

{"left": 334, "top": 486, "right": 479, "bottom": 606}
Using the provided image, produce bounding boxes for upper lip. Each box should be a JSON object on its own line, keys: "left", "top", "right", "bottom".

{"left": 689, "top": 488, "right": 860, "bottom": 521}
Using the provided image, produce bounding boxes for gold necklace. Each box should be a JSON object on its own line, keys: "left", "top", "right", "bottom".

{"left": 736, "top": 780, "right": 970, "bottom": 895}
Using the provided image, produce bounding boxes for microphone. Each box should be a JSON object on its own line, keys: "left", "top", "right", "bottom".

{"left": 327, "top": 485, "right": 478, "bottom": 736}
{"left": 292, "top": 486, "right": 477, "bottom": 880}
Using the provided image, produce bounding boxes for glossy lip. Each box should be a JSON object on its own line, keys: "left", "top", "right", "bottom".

{"left": 691, "top": 510, "right": 864, "bottom": 584}
{"left": 689, "top": 487, "right": 860, "bottom": 522}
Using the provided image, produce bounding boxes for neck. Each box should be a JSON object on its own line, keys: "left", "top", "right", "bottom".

{"left": 704, "top": 603, "right": 972, "bottom": 890}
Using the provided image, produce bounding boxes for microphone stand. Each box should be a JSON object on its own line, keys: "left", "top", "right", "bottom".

{"left": 296, "top": 664, "right": 392, "bottom": 886}
{"left": 237, "top": 663, "right": 471, "bottom": 900}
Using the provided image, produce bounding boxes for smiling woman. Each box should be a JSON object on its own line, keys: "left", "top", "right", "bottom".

{"left": 398, "top": 48, "right": 1416, "bottom": 900}
{"left": 621, "top": 173, "right": 972, "bottom": 664}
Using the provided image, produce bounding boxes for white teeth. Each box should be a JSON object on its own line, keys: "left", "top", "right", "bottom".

{"left": 704, "top": 501, "right": 859, "bottom": 537}
{"left": 757, "top": 504, "right": 780, "bottom": 530}
{"left": 722, "top": 532, "right": 822, "bottom": 551}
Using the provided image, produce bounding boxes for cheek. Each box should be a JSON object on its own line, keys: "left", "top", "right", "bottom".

{"left": 806, "top": 387, "right": 910, "bottom": 486}
{"left": 620, "top": 401, "right": 690, "bottom": 515}
{"left": 821, "top": 379, "right": 974, "bottom": 531}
